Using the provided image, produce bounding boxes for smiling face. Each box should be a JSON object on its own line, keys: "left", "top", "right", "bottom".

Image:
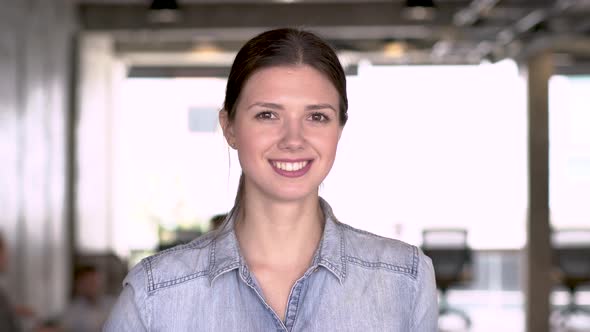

{"left": 221, "top": 65, "right": 343, "bottom": 203}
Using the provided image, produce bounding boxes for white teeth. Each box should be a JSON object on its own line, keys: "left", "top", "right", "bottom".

{"left": 273, "top": 161, "right": 308, "bottom": 171}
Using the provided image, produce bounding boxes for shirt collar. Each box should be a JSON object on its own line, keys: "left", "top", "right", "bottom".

{"left": 315, "top": 197, "right": 346, "bottom": 283}
{"left": 207, "top": 197, "right": 346, "bottom": 285}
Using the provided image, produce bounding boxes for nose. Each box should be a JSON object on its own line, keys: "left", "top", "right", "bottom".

{"left": 278, "top": 118, "right": 305, "bottom": 151}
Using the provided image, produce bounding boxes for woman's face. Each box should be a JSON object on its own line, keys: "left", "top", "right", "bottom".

{"left": 221, "top": 65, "right": 343, "bottom": 203}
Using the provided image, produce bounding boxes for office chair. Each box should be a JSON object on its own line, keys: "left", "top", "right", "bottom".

{"left": 552, "top": 228, "right": 590, "bottom": 321}
{"left": 421, "top": 228, "right": 473, "bottom": 328}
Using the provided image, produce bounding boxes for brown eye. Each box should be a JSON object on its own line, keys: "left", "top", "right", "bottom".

{"left": 255, "top": 111, "right": 277, "bottom": 120}
{"left": 309, "top": 113, "right": 329, "bottom": 122}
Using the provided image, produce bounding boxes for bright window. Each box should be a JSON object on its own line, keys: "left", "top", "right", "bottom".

{"left": 114, "top": 60, "right": 532, "bottom": 254}
{"left": 549, "top": 75, "right": 590, "bottom": 229}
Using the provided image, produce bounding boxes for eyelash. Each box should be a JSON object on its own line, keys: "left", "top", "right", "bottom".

{"left": 309, "top": 112, "right": 330, "bottom": 123}
{"left": 255, "top": 111, "right": 277, "bottom": 120}
{"left": 254, "top": 111, "right": 331, "bottom": 123}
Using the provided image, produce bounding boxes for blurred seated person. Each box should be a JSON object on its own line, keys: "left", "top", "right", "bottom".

{"left": 34, "top": 318, "right": 64, "bottom": 332}
{"left": 0, "top": 231, "right": 36, "bottom": 332}
{"left": 61, "top": 265, "right": 114, "bottom": 332}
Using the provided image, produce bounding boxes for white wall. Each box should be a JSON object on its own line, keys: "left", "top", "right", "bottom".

{"left": 77, "top": 34, "right": 116, "bottom": 253}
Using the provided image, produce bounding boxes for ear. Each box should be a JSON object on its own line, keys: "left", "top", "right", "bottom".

{"left": 219, "top": 109, "right": 236, "bottom": 149}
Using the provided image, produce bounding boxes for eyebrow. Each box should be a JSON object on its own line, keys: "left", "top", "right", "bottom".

{"left": 305, "top": 103, "right": 337, "bottom": 112}
{"left": 247, "top": 102, "right": 337, "bottom": 112}
{"left": 247, "top": 102, "right": 283, "bottom": 110}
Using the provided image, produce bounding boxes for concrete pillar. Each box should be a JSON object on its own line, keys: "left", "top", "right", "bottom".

{"left": 0, "top": 0, "right": 23, "bottom": 300}
{"left": 524, "top": 52, "right": 553, "bottom": 332}
{"left": 0, "top": 0, "right": 76, "bottom": 319}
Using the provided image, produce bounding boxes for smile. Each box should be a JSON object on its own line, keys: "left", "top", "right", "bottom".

{"left": 272, "top": 160, "right": 308, "bottom": 171}
{"left": 269, "top": 160, "right": 313, "bottom": 177}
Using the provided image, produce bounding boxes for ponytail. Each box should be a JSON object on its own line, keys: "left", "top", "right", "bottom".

{"left": 234, "top": 173, "right": 245, "bottom": 208}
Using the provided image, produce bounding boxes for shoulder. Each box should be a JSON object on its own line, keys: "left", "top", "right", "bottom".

{"left": 338, "top": 222, "right": 431, "bottom": 280}
{"left": 125, "top": 231, "right": 217, "bottom": 294}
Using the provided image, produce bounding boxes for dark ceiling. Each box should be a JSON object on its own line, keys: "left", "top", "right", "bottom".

{"left": 77, "top": 0, "right": 590, "bottom": 69}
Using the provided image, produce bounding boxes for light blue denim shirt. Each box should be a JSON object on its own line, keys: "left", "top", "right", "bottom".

{"left": 104, "top": 198, "right": 438, "bottom": 331}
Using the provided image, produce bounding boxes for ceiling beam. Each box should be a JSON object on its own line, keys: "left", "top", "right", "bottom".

{"left": 79, "top": 2, "right": 520, "bottom": 32}
{"left": 482, "top": 0, "right": 579, "bottom": 61}
{"left": 453, "top": 0, "right": 501, "bottom": 26}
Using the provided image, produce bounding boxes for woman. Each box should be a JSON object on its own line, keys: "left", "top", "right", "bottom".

{"left": 105, "top": 28, "right": 437, "bottom": 331}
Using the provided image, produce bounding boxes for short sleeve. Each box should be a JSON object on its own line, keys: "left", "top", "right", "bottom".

{"left": 103, "top": 262, "right": 150, "bottom": 332}
{"left": 410, "top": 250, "right": 439, "bottom": 331}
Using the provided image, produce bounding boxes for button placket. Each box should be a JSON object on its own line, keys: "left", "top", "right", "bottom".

{"left": 239, "top": 265, "right": 289, "bottom": 331}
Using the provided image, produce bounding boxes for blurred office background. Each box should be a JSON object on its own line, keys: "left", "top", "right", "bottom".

{"left": 0, "top": 0, "right": 589, "bottom": 331}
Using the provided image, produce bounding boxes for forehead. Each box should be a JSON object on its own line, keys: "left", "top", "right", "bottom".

{"left": 239, "top": 65, "right": 339, "bottom": 103}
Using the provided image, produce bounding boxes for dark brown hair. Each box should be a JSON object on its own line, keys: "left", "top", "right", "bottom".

{"left": 222, "top": 28, "right": 348, "bottom": 212}
{"left": 223, "top": 28, "right": 348, "bottom": 125}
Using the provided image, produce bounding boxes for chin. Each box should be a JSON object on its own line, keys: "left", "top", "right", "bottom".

{"left": 265, "top": 185, "right": 318, "bottom": 203}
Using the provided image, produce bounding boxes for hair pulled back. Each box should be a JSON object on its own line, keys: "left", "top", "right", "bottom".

{"left": 223, "top": 28, "right": 348, "bottom": 125}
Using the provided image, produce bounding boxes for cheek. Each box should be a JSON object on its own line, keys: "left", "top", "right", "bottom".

{"left": 235, "top": 123, "right": 279, "bottom": 148}
{"left": 234, "top": 128, "right": 274, "bottom": 167}
{"left": 314, "top": 129, "right": 341, "bottom": 154}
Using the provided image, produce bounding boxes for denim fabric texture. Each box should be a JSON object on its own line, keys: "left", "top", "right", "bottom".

{"left": 104, "top": 198, "right": 438, "bottom": 331}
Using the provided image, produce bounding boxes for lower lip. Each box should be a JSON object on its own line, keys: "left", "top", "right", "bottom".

{"left": 270, "top": 161, "right": 313, "bottom": 178}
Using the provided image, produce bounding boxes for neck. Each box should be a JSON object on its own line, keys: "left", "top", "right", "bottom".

{"left": 235, "top": 194, "right": 324, "bottom": 268}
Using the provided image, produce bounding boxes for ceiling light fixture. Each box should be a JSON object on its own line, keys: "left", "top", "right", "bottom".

{"left": 383, "top": 41, "right": 407, "bottom": 58}
{"left": 405, "top": 0, "right": 435, "bottom": 7}
{"left": 403, "top": 0, "right": 436, "bottom": 21}
{"left": 191, "top": 42, "right": 223, "bottom": 57}
{"left": 148, "top": 0, "right": 181, "bottom": 24}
